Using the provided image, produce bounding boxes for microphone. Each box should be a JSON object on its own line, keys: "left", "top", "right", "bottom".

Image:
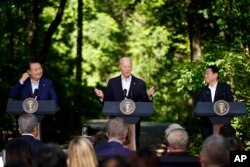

{"left": 33, "top": 89, "right": 38, "bottom": 100}
{"left": 123, "top": 89, "right": 127, "bottom": 99}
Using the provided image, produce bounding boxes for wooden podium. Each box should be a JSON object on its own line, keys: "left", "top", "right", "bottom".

{"left": 102, "top": 101, "right": 154, "bottom": 150}
{"left": 194, "top": 102, "right": 246, "bottom": 134}
{"left": 6, "top": 100, "right": 59, "bottom": 140}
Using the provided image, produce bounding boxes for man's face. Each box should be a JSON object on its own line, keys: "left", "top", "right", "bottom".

{"left": 28, "top": 63, "right": 43, "bottom": 81}
{"left": 119, "top": 59, "right": 132, "bottom": 78}
{"left": 204, "top": 68, "right": 218, "bottom": 84}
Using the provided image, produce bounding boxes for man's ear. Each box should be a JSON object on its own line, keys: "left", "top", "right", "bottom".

{"left": 199, "top": 153, "right": 205, "bottom": 165}
{"left": 18, "top": 128, "right": 22, "bottom": 134}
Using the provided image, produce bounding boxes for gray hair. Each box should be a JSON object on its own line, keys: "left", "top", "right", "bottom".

{"left": 18, "top": 114, "right": 39, "bottom": 134}
{"left": 166, "top": 129, "right": 189, "bottom": 150}
{"left": 119, "top": 57, "right": 132, "bottom": 65}
{"left": 164, "top": 123, "right": 184, "bottom": 138}
{"left": 106, "top": 117, "right": 128, "bottom": 140}
{"left": 201, "top": 134, "right": 230, "bottom": 167}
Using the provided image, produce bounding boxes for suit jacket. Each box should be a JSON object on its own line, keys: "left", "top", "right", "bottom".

{"left": 104, "top": 75, "right": 150, "bottom": 102}
{"left": 20, "top": 135, "right": 44, "bottom": 155}
{"left": 95, "top": 141, "right": 134, "bottom": 157}
{"left": 198, "top": 82, "right": 234, "bottom": 102}
{"left": 160, "top": 152, "right": 200, "bottom": 167}
{"left": 9, "top": 77, "right": 58, "bottom": 102}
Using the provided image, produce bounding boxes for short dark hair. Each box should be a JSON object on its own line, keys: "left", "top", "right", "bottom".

{"left": 206, "top": 65, "right": 219, "bottom": 74}
{"left": 27, "top": 59, "right": 42, "bottom": 70}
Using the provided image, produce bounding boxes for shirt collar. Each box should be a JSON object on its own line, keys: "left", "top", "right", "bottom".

{"left": 121, "top": 75, "right": 132, "bottom": 82}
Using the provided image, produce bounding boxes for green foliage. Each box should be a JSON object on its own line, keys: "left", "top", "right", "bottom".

{"left": 1, "top": 0, "right": 250, "bottom": 152}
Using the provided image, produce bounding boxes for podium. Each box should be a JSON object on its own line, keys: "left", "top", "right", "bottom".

{"left": 6, "top": 100, "right": 59, "bottom": 115}
{"left": 194, "top": 102, "right": 246, "bottom": 134}
{"left": 6, "top": 100, "right": 59, "bottom": 140}
{"left": 102, "top": 101, "right": 154, "bottom": 150}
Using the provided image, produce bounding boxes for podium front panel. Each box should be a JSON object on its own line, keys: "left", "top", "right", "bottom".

{"left": 102, "top": 101, "right": 154, "bottom": 117}
{"left": 194, "top": 102, "right": 246, "bottom": 116}
{"left": 6, "top": 100, "right": 59, "bottom": 115}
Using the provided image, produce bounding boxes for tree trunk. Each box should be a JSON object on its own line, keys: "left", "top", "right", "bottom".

{"left": 40, "top": 0, "right": 67, "bottom": 64}
{"left": 187, "top": 0, "right": 202, "bottom": 62}
{"left": 76, "top": 0, "right": 83, "bottom": 84}
{"left": 30, "top": 0, "right": 38, "bottom": 57}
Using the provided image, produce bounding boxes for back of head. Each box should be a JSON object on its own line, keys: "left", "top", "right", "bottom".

{"left": 165, "top": 123, "right": 184, "bottom": 137}
{"left": 67, "top": 137, "right": 98, "bottom": 167}
{"left": 129, "top": 148, "right": 159, "bottom": 167}
{"left": 201, "top": 134, "right": 229, "bottom": 167}
{"left": 18, "top": 114, "right": 38, "bottom": 134}
{"left": 106, "top": 117, "right": 128, "bottom": 141}
{"left": 5, "top": 138, "right": 32, "bottom": 167}
{"left": 33, "top": 143, "right": 66, "bottom": 167}
{"left": 166, "top": 129, "right": 189, "bottom": 151}
{"left": 100, "top": 155, "right": 130, "bottom": 167}
{"left": 219, "top": 125, "right": 236, "bottom": 138}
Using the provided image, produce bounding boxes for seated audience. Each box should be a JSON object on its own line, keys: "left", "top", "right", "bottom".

{"left": 219, "top": 125, "right": 245, "bottom": 151}
{"left": 95, "top": 117, "right": 134, "bottom": 158}
{"left": 67, "top": 137, "right": 98, "bottom": 167}
{"left": 199, "top": 134, "right": 230, "bottom": 167}
{"left": 129, "top": 148, "right": 160, "bottom": 167}
{"left": 4, "top": 138, "right": 32, "bottom": 167}
{"left": 33, "top": 143, "right": 67, "bottom": 167}
{"left": 99, "top": 155, "right": 130, "bottom": 167}
{"left": 18, "top": 113, "right": 44, "bottom": 155}
{"left": 160, "top": 123, "right": 200, "bottom": 167}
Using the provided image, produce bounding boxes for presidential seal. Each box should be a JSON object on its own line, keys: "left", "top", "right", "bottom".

{"left": 22, "top": 97, "right": 39, "bottom": 114}
{"left": 119, "top": 99, "right": 136, "bottom": 115}
{"left": 213, "top": 100, "right": 230, "bottom": 116}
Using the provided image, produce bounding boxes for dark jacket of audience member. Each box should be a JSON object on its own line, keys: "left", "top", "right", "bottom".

{"left": 95, "top": 117, "right": 134, "bottom": 158}
{"left": 33, "top": 143, "right": 67, "bottom": 167}
{"left": 129, "top": 148, "right": 160, "bottom": 167}
{"left": 160, "top": 123, "right": 200, "bottom": 167}
{"left": 18, "top": 113, "right": 44, "bottom": 155}
{"left": 4, "top": 138, "right": 33, "bottom": 167}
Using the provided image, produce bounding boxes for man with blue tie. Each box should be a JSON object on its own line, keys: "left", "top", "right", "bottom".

{"left": 9, "top": 59, "right": 58, "bottom": 142}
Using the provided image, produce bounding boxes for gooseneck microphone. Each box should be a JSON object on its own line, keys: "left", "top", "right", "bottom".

{"left": 123, "top": 89, "right": 127, "bottom": 99}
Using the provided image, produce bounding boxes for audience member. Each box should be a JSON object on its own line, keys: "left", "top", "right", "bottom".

{"left": 219, "top": 125, "right": 245, "bottom": 151}
{"left": 33, "top": 143, "right": 67, "bottom": 167}
{"left": 99, "top": 155, "right": 130, "bottom": 167}
{"left": 4, "top": 138, "right": 32, "bottom": 167}
{"left": 160, "top": 123, "right": 200, "bottom": 167}
{"left": 95, "top": 117, "right": 134, "bottom": 158}
{"left": 219, "top": 125, "right": 236, "bottom": 137}
{"left": 199, "top": 134, "right": 230, "bottom": 167}
{"left": 18, "top": 113, "right": 44, "bottom": 155}
{"left": 129, "top": 148, "right": 160, "bottom": 167}
{"left": 67, "top": 137, "right": 98, "bottom": 167}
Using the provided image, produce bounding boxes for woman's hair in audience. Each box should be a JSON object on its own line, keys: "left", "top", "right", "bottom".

{"left": 67, "top": 137, "right": 98, "bottom": 167}
{"left": 33, "top": 143, "right": 67, "bottom": 167}
{"left": 129, "top": 148, "right": 160, "bottom": 167}
{"left": 99, "top": 155, "right": 130, "bottom": 167}
{"left": 4, "top": 138, "right": 32, "bottom": 167}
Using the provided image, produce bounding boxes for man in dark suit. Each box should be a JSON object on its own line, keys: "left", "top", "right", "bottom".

{"left": 95, "top": 117, "right": 134, "bottom": 158}
{"left": 94, "top": 57, "right": 155, "bottom": 149}
{"left": 9, "top": 59, "right": 57, "bottom": 102}
{"left": 198, "top": 65, "right": 234, "bottom": 139}
{"left": 18, "top": 113, "right": 44, "bottom": 155}
{"left": 160, "top": 123, "right": 200, "bottom": 167}
{"left": 9, "top": 59, "right": 58, "bottom": 142}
